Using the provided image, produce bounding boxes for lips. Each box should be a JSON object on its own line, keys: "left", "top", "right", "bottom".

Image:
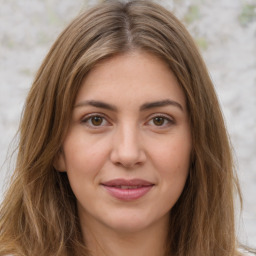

{"left": 101, "top": 179, "right": 154, "bottom": 201}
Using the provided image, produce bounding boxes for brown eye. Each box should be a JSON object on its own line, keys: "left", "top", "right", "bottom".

{"left": 91, "top": 116, "right": 103, "bottom": 126}
{"left": 153, "top": 117, "right": 165, "bottom": 126}
{"left": 82, "top": 114, "right": 110, "bottom": 129}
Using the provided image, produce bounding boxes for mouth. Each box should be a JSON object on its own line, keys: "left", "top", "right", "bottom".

{"left": 101, "top": 179, "right": 154, "bottom": 201}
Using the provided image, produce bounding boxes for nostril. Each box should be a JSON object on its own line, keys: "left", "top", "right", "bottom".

{"left": 110, "top": 147, "right": 146, "bottom": 168}
{"left": 109, "top": 128, "right": 147, "bottom": 168}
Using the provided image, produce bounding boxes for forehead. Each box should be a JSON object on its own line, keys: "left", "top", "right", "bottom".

{"left": 76, "top": 51, "right": 186, "bottom": 109}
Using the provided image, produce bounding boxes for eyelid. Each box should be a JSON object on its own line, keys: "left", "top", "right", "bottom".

{"left": 81, "top": 113, "right": 111, "bottom": 128}
{"left": 145, "top": 113, "right": 175, "bottom": 127}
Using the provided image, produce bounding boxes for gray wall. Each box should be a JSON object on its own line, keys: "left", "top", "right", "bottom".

{"left": 0, "top": 0, "right": 255, "bottom": 247}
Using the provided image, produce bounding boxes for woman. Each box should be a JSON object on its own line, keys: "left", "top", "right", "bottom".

{"left": 0, "top": 1, "right": 254, "bottom": 255}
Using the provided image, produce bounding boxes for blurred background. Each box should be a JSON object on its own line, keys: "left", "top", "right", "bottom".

{"left": 0, "top": 0, "right": 255, "bottom": 247}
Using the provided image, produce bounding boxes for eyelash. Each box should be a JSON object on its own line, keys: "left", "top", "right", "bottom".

{"left": 146, "top": 114, "right": 175, "bottom": 128}
{"left": 81, "top": 113, "right": 175, "bottom": 129}
{"left": 81, "top": 113, "right": 110, "bottom": 128}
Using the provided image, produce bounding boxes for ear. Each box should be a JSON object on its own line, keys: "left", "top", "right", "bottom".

{"left": 53, "top": 150, "right": 67, "bottom": 172}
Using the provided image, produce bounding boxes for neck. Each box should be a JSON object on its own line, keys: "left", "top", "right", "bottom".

{"left": 81, "top": 216, "right": 169, "bottom": 256}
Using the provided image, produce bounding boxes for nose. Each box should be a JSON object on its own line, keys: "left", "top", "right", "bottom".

{"left": 110, "top": 124, "right": 146, "bottom": 168}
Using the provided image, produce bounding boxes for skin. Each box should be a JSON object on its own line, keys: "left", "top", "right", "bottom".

{"left": 54, "top": 51, "right": 191, "bottom": 256}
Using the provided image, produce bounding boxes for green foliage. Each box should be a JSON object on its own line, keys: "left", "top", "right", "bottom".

{"left": 20, "top": 68, "right": 33, "bottom": 76}
{"left": 238, "top": 4, "right": 256, "bottom": 26}
{"left": 184, "top": 5, "right": 200, "bottom": 24}
{"left": 195, "top": 37, "right": 208, "bottom": 50}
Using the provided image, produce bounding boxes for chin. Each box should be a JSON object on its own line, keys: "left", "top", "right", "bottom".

{"left": 107, "top": 220, "right": 150, "bottom": 234}
{"left": 103, "top": 211, "right": 164, "bottom": 234}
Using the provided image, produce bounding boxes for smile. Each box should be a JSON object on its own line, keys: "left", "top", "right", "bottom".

{"left": 101, "top": 179, "right": 154, "bottom": 201}
{"left": 113, "top": 185, "right": 144, "bottom": 189}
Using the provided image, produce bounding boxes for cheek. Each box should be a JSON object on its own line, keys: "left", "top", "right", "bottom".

{"left": 157, "top": 144, "right": 190, "bottom": 206}
{"left": 151, "top": 134, "right": 191, "bottom": 192}
{"left": 63, "top": 132, "right": 111, "bottom": 177}
{"left": 62, "top": 133, "right": 112, "bottom": 202}
{"left": 154, "top": 137, "right": 191, "bottom": 171}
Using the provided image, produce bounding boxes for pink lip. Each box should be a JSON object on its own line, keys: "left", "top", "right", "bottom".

{"left": 101, "top": 179, "right": 154, "bottom": 201}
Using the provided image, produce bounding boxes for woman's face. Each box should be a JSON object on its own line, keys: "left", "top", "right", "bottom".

{"left": 55, "top": 51, "right": 191, "bottom": 235}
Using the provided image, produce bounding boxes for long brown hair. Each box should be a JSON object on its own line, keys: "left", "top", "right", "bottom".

{"left": 0, "top": 1, "right": 244, "bottom": 255}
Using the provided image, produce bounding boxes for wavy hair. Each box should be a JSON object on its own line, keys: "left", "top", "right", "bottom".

{"left": 0, "top": 1, "right": 244, "bottom": 255}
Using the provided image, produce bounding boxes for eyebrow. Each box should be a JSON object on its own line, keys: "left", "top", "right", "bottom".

{"left": 140, "top": 99, "right": 183, "bottom": 111}
{"left": 74, "top": 100, "right": 117, "bottom": 111}
{"left": 74, "top": 99, "right": 183, "bottom": 112}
